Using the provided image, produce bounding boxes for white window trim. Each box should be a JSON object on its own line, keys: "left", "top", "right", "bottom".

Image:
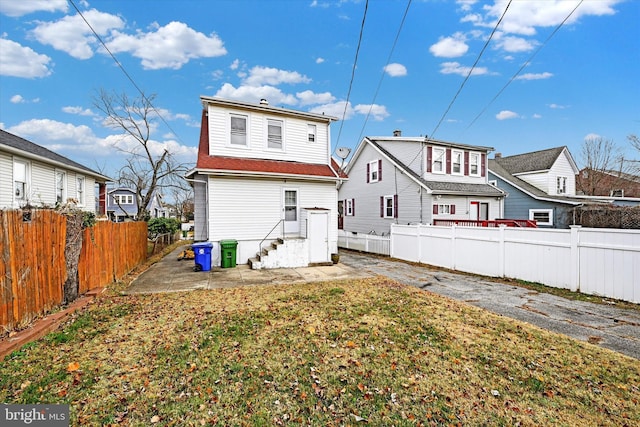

{"left": 13, "top": 158, "right": 30, "bottom": 205}
{"left": 55, "top": 170, "right": 66, "bottom": 204}
{"left": 432, "top": 148, "right": 445, "bottom": 174}
{"left": 76, "top": 176, "right": 86, "bottom": 206}
{"left": 113, "top": 194, "right": 134, "bottom": 205}
{"left": 383, "top": 195, "right": 395, "bottom": 218}
{"left": 437, "top": 204, "right": 451, "bottom": 215}
{"left": 469, "top": 152, "right": 481, "bottom": 177}
{"left": 307, "top": 124, "right": 316, "bottom": 143}
{"left": 229, "top": 113, "right": 249, "bottom": 148}
{"left": 368, "top": 160, "right": 379, "bottom": 183}
{"left": 346, "top": 199, "right": 354, "bottom": 216}
{"left": 452, "top": 150, "right": 463, "bottom": 175}
{"left": 266, "top": 118, "right": 284, "bottom": 150}
{"left": 529, "top": 209, "right": 553, "bottom": 226}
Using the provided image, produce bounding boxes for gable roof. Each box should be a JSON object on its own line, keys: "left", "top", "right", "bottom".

{"left": 489, "top": 159, "right": 584, "bottom": 206}
{"left": 186, "top": 109, "right": 344, "bottom": 182}
{"left": 353, "top": 137, "right": 503, "bottom": 197}
{"left": 493, "top": 146, "right": 574, "bottom": 175}
{"left": 0, "top": 129, "right": 111, "bottom": 182}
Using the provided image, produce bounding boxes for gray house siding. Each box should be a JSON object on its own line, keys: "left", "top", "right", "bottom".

{"left": 489, "top": 171, "right": 575, "bottom": 228}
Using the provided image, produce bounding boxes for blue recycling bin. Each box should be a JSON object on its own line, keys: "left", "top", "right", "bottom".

{"left": 192, "top": 242, "right": 213, "bottom": 272}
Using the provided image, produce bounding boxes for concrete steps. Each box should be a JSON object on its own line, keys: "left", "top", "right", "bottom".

{"left": 248, "top": 237, "right": 309, "bottom": 270}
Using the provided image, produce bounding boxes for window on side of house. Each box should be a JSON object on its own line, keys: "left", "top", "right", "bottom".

{"left": 529, "top": 209, "right": 553, "bottom": 226}
{"left": 381, "top": 195, "right": 398, "bottom": 218}
{"left": 610, "top": 189, "right": 624, "bottom": 197}
{"left": 452, "top": 150, "right": 463, "bottom": 175}
{"left": 307, "top": 124, "right": 316, "bottom": 142}
{"left": 13, "top": 159, "right": 28, "bottom": 201}
{"left": 469, "top": 152, "right": 480, "bottom": 176}
{"left": 367, "top": 160, "right": 381, "bottom": 183}
{"left": 432, "top": 204, "right": 456, "bottom": 215}
{"left": 230, "top": 114, "right": 248, "bottom": 146}
{"left": 114, "top": 194, "right": 134, "bottom": 205}
{"left": 345, "top": 198, "right": 355, "bottom": 216}
{"left": 267, "top": 118, "right": 283, "bottom": 149}
{"left": 432, "top": 148, "right": 445, "bottom": 173}
{"left": 556, "top": 176, "right": 567, "bottom": 194}
{"left": 55, "top": 170, "right": 66, "bottom": 204}
{"left": 76, "top": 176, "right": 85, "bottom": 205}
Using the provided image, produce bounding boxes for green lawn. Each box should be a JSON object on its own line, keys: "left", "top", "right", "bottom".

{"left": 1, "top": 277, "right": 638, "bottom": 426}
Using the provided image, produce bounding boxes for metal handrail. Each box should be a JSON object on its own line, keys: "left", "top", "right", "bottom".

{"left": 258, "top": 219, "right": 284, "bottom": 254}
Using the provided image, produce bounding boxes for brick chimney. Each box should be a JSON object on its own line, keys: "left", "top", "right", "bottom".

{"left": 494, "top": 152, "right": 502, "bottom": 159}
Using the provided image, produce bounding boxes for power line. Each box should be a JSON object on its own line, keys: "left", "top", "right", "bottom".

{"left": 356, "top": 0, "right": 413, "bottom": 143}
{"left": 464, "top": 0, "right": 584, "bottom": 131}
{"left": 333, "top": 0, "right": 369, "bottom": 153}
{"left": 68, "top": 0, "right": 186, "bottom": 146}
{"left": 428, "top": 0, "right": 512, "bottom": 140}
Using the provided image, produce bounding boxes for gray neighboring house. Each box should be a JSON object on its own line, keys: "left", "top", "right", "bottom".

{"left": 338, "top": 132, "right": 505, "bottom": 235}
{"left": 0, "top": 129, "right": 111, "bottom": 214}
{"left": 106, "top": 187, "right": 168, "bottom": 222}
{"left": 488, "top": 146, "right": 593, "bottom": 228}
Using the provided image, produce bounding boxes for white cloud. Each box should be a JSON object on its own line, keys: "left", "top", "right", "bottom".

{"left": 230, "top": 59, "right": 240, "bottom": 70}
{"left": 471, "top": 0, "right": 619, "bottom": 36}
{"left": 309, "top": 101, "right": 352, "bottom": 120}
{"left": 243, "top": 66, "right": 311, "bottom": 86}
{"left": 62, "top": 106, "right": 96, "bottom": 116}
{"left": 439, "top": 61, "right": 489, "bottom": 76}
{"left": 494, "top": 35, "right": 536, "bottom": 53}
{"left": 429, "top": 33, "right": 469, "bottom": 58}
{"left": 383, "top": 63, "right": 407, "bottom": 77}
{"left": 315, "top": 57, "right": 325, "bottom": 64}
{"left": 549, "top": 103, "right": 569, "bottom": 109}
{"left": 496, "top": 110, "right": 520, "bottom": 120}
{"left": 456, "top": 0, "right": 478, "bottom": 12}
{"left": 515, "top": 72, "right": 553, "bottom": 80}
{"left": 7, "top": 119, "right": 101, "bottom": 147}
{"left": 107, "top": 21, "right": 227, "bottom": 70}
{"left": 353, "top": 104, "right": 390, "bottom": 121}
{"left": 296, "top": 90, "right": 336, "bottom": 106}
{"left": 215, "top": 83, "right": 298, "bottom": 106}
{"left": 584, "top": 133, "right": 601, "bottom": 141}
{"left": 0, "top": 38, "right": 52, "bottom": 78}
{"left": 32, "top": 9, "right": 125, "bottom": 60}
{"left": 0, "top": 0, "right": 67, "bottom": 17}
{"left": 532, "top": 113, "right": 542, "bottom": 119}
{"left": 10, "top": 95, "right": 25, "bottom": 104}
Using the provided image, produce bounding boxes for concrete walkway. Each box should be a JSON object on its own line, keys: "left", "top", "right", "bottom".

{"left": 126, "top": 245, "right": 640, "bottom": 360}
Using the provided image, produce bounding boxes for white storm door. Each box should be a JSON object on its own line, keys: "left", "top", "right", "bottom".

{"left": 283, "top": 189, "right": 299, "bottom": 234}
{"left": 469, "top": 201, "right": 479, "bottom": 221}
{"left": 308, "top": 212, "right": 329, "bottom": 263}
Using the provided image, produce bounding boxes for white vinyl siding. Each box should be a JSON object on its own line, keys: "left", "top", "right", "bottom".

{"left": 0, "top": 152, "right": 12, "bottom": 208}
{"left": 207, "top": 106, "right": 330, "bottom": 164}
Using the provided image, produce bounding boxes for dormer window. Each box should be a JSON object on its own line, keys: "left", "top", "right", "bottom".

{"left": 230, "top": 114, "right": 248, "bottom": 146}
{"left": 452, "top": 150, "right": 463, "bottom": 175}
{"left": 557, "top": 176, "right": 567, "bottom": 194}
{"left": 308, "top": 124, "right": 316, "bottom": 142}
{"left": 432, "top": 148, "right": 445, "bottom": 173}
{"left": 469, "top": 152, "right": 480, "bottom": 176}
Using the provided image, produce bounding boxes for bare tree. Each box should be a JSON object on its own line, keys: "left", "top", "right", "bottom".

{"left": 626, "top": 134, "right": 640, "bottom": 175}
{"left": 577, "top": 136, "right": 626, "bottom": 196}
{"left": 169, "top": 185, "right": 194, "bottom": 222}
{"left": 93, "top": 89, "right": 190, "bottom": 219}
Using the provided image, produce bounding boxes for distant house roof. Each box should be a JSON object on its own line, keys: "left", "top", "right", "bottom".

{"left": 0, "top": 129, "right": 111, "bottom": 182}
{"left": 366, "top": 138, "right": 504, "bottom": 197}
{"left": 493, "top": 146, "right": 571, "bottom": 175}
{"left": 186, "top": 110, "right": 344, "bottom": 182}
{"left": 489, "top": 159, "right": 584, "bottom": 206}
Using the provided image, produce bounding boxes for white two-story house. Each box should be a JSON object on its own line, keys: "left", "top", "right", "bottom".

{"left": 338, "top": 131, "right": 505, "bottom": 235}
{"left": 185, "top": 97, "right": 345, "bottom": 268}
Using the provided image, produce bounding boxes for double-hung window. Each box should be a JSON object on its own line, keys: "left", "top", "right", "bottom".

{"left": 55, "top": 170, "right": 66, "bottom": 204}
{"left": 76, "top": 176, "right": 85, "bottom": 206}
{"left": 114, "top": 194, "right": 133, "bottom": 204}
{"left": 556, "top": 176, "right": 567, "bottom": 194}
{"left": 469, "top": 152, "right": 480, "bottom": 176}
{"left": 345, "top": 199, "right": 354, "bottom": 216}
{"left": 267, "top": 119, "right": 283, "bottom": 149}
{"left": 382, "top": 195, "right": 397, "bottom": 218}
{"left": 368, "top": 160, "right": 381, "bottom": 183}
{"left": 13, "top": 160, "right": 28, "bottom": 201}
{"left": 452, "top": 150, "right": 463, "bottom": 175}
{"left": 307, "top": 124, "right": 316, "bottom": 142}
{"left": 230, "top": 114, "right": 248, "bottom": 146}
{"left": 432, "top": 148, "right": 445, "bottom": 173}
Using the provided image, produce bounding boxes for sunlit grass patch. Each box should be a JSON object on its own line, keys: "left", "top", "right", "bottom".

{"left": 1, "top": 277, "right": 638, "bottom": 426}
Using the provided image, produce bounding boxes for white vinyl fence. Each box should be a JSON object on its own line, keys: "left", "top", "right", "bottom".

{"left": 338, "top": 230, "right": 390, "bottom": 256}
{"left": 390, "top": 224, "right": 640, "bottom": 304}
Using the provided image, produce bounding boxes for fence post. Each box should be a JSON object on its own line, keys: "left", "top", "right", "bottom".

{"left": 390, "top": 224, "right": 395, "bottom": 258}
{"left": 570, "top": 225, "right": 581, "bottom": 292}
{"left": 417, "top": 224, "right": 423, "bottom": 263}
{"left": 451, "top": 225, "right": 457, "bottom": 270}
{"left": 498, "top": 225, "right": 506, "bottom": 278}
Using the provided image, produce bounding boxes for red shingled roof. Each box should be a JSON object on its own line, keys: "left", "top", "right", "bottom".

{"left": 195, "top": 109, "right": 347, "bottom": 179}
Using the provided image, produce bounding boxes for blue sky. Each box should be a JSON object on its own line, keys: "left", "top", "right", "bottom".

{"left": 1, "top": 0, "right": 638, "bottom": 178}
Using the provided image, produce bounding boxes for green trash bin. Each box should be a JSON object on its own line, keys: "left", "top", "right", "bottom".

{"left": 220, "top": 239, "right": 238, "bottom": 268}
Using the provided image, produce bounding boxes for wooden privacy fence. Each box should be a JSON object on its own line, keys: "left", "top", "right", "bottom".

{"left": 1, "top": 210, "right": 147, "bottom": 333}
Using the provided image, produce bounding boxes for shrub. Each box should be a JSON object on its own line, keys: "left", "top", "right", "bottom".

{"left": 147, "top": 217, "right": 180, "bottom": 238}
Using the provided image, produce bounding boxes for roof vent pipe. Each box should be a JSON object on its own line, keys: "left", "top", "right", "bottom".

{"left": 260, "top": 98, "right": 269, "bottom": 105}
{"left": 393, "top": 129, "right": 401, "bottom": 137}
